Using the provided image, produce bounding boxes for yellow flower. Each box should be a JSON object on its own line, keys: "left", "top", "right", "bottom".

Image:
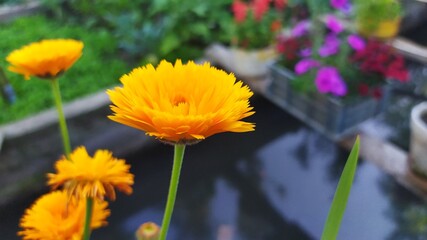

{"left": 107, "top": 60, "right": 255, "bottom": 144}
{"left": 47, "top": 146, "right": 134, "bottom": 201}
{"left": 135, "top": 222, "right": 161, "bottom": 240}
{"left": 18, "top": 190, "right": 110, "bottom": 240}
{"left": 6, "top": 39, "right": 83, "bottom": 80}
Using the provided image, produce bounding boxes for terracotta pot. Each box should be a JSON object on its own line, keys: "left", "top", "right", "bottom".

{"left": 410, "top": 102, "right": 427, "bottom": 176}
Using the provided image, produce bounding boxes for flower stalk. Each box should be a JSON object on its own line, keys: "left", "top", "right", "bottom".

{"left": 159, "top": 144, "right": 186, "bottom": 240}
{"left": 82, "top": 197, "right": 94, "bottom": 240}
{"left": 51, "top": 77, "right": 98, "bottom": 240}
{"left": 50, "top": 78, "right": 71, "bottom": 158}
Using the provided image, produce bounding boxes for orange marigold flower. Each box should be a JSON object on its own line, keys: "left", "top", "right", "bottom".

{"left": 18, "top": 190, "right": 110, "bottom": 240}
{"left": 107, "top": 60, "right": 255, "bottom": 144}
{"left": 6, "top": 39, "right": 83, "bottom": 80}
{"left": 47, "top": 146, "right": 134, "bottom": 201}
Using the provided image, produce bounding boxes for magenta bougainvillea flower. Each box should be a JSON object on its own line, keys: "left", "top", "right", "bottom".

{"left": 295, "top": 59, "right": 320, "bottom": 75}
{"left": 347, "top": 34, "right": 366, "bottom": 51}
{"left": 319, "top": 34, "right": 340, "bottom": 57}
{"left": 330, "top": 0, "right": 347, "bottom": 9}
{"left": 315, "top": 67, "right": 347, "bottom": 96}
{"left": 325, "top": 15, "right": 343, "bottom": 33}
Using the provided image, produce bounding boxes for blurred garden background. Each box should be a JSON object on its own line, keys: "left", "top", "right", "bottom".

{"left": 1, "top": 0, "right": 427, "bottom": 239}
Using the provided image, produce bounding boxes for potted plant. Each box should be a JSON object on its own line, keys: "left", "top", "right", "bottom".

{"left": 409, "top": 102, "right": 427, "bottom": 177}
{"left": 207, "top": 0, "right": 286, "bottom": 78}
{"left": 353, "top": 0, "right": 403, "bottom": 39}
{"left": 267, "top": 5, "right": 409, "bottom": 139}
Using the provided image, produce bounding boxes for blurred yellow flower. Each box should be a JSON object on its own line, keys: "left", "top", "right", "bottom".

{"left": 18, "top": 190, "right": 110, "bottom": 240}
{"left": 107, "top": 60, "right": 255, "bottom": 144}
{"left": 135, "top": 222, "right": 161, "bottom": 240}
{"left": 47, "top": 146, "right": 134, "bottom": 201}
{"left": 6, "top": 39, "right": 83, "bottom": 80}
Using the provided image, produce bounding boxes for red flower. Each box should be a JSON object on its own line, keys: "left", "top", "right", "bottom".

{"left": 274, "top": 0, "right": 287, "bottom": 10}
{"left": 276, "top": 37, "right": 298, "bottom": 60}
{"left": 232, "top": 0, "right": 248, "bottom": 23}
{"left": 358, "top": 83, "right": 370, "bottom": 96}
{"left": 351, "top": 39, "right": 409, "bottom": 82}
{"left": 372, "top": 88, "right": 382, "bottom": 100}
{"left": 386, "top": 66, "right": 409, "bottom": 82}
{"left": 253, "top": 0, "right": 270, "bottom": 21}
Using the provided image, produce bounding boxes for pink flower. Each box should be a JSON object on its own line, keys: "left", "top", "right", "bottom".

{"left": 295, "top": 59, "right": 320, "bottom": 75}
{"left": 299, "top": 48, "right": 312, "bottom": 57}
{"left": 232, "top": 0, "right": 248, "bottom": 23}
{"left": 325, "top": 15, "right": 343, "bottom": 33}
{"left": 330, "top": 0, "right": 347, "bottom": 9}
{"left": 347, "top": 34, "right": 366, "bottom": 50}
{"left": 315, "top": 67, "right": 347, "bottom": 96}
{"left": 292, "top": 20, "right": 310, "bottom": 37}
{"left": 340, "top": 3, "right": 352, "bottom": 15}
{"left": 319, "top": 34, "right": 340, "bottom": 57}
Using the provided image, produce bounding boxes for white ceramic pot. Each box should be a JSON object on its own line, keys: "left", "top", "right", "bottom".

{"left": 204, "top": 44, "right": 277, "bottom": 78}
{"left": 410, "top": 102, "right": 427, "bottom": 175}
{"left": 230, "top": 46, "right": 277, "bottom": 78}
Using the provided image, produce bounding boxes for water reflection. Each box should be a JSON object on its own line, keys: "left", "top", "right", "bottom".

{"left": 1, "top": 96, "right": 426, "bottom": 239}
{"left": 378, "top": 176, "right": 427, "bottom": 240}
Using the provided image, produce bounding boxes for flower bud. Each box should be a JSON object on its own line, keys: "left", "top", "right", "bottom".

{"left": 135, "top": 222, "right": 160, "bottom": 240}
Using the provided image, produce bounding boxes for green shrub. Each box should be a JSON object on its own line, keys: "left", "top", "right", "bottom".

{"left": 42, "top": 0, "right": 234, "bottom": 64}
{"left": 0, "top": 15, "right": 128, "bottom": 124}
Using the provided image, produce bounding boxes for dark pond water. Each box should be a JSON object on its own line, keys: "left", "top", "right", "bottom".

{"left": 1, "top": 96, "right": 426, "bottom": 240}
{"left": 401, "top": 22, "right": 427, "bottom": 47}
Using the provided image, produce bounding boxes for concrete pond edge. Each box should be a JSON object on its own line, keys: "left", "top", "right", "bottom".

{"left": 0, "top": 88, "right": 111, "bottom": 152}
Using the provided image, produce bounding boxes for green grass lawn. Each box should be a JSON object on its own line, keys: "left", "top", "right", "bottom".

{"left": 0, "top": 15, "right": 129, "bottom": 124}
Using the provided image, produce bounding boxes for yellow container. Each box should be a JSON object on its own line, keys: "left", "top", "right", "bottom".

{"left": 357, "top": 18, "right": 401, "bottom": 39}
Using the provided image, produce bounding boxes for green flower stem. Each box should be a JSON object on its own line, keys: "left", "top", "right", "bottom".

{"left": 159, "top": 144, "right": 186, "bottom": 240}
{"left": 82, "top": 197, "right": 94, "bottom": 240}
{"left": 50, "top": 79, "right": 71, "bottom": 158}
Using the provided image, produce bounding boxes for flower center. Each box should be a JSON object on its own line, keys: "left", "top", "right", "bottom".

{"left": 172, "top": 95, "right": 187, "bottom": 106}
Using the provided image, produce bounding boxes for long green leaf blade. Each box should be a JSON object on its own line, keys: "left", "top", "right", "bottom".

{"left": 321, "top": 136, "right": 360, "bottom": 240}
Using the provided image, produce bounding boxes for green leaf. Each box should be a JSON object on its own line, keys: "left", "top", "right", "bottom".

{"left": 192, "top": 3, "right": 208, "bottom": 16}
{"left": 321, "top": 136, "right": 360, "bottom": 240}
{"left": 188, "top": 23, "right": 210, "bottom": 39}
{"left": 159, "top": 34, "right": 181, "bottom": 56}
{"left": 150, "top": 0, "right": 170, "bottom": 15}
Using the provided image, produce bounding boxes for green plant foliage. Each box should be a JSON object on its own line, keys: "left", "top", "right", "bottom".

{"left": 231, "top": 7, "right": 282, "bottom": 50}
{"left": 0, "top": 0, "right": 25, "bottom": 4}
{"left": 0, "top": 15, "right": 128, "bottom": 124}
{"left": 321, "top": 136, "right": 360, "bottom": 240}
{"left": 354, "top": 0, "right": 402, "bottom": 31}
{"left": 42, "top": 0, "right": 234, "bottom": 63}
